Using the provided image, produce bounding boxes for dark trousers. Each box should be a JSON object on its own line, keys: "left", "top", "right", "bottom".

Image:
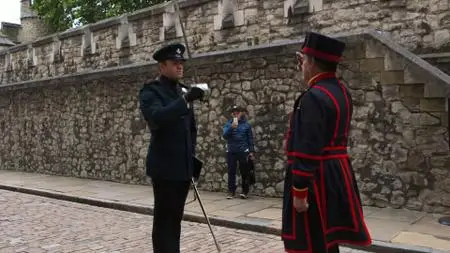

{"left": 227, "top": 152, "right": 250, "bottom": 194}
{"left": 151, "top": 179, "right": 190, "bottom": 253}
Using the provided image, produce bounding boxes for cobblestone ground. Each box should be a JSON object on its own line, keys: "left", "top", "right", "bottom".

{"left": 0, "top": 190, "right": 369, "bottom": 253}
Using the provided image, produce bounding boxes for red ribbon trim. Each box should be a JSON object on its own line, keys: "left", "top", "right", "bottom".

{"left": 302, "top": 47, "right": 341, "bottom": 63}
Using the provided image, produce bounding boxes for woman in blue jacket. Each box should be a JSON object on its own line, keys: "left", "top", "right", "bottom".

{"left": 222, "top": 105, "right": 255, "bottom": 199}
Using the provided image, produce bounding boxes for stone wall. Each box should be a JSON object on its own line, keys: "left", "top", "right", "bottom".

{"left": 2, "top": 0, "right": 450, "bottom": 81}
{"left": 310, "top": 0, "right": 450, "bottom": 53}
{"left": 0, "top": 30, "right": 449, "bottom": 214}
{"left": 339, "top": 33, "right": 450, "bottom": 213}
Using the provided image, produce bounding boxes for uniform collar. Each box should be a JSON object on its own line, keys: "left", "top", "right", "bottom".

{"left": 159, "top": 75, "right": 179, "bottom": 87}
{"left": 307, "top": 72, "right": 336, "bottom": 86}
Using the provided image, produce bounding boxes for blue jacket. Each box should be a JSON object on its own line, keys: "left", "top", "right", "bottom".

{"left": 222, "top": 117, "right": 255, "bottom": 153}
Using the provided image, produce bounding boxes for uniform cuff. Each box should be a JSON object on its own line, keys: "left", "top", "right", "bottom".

{"left": 292, "top": 186, "right": 308, "bottom": 199}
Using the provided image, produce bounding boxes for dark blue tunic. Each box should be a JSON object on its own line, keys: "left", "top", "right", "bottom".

{"left": 139, "top": 75, "right": 197, "bottom": 182}
{"left": 282, "top": 72, "right": 372, "bottom": 253}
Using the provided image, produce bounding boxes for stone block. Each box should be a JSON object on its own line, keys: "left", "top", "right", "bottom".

{"left": 423, "top": 83, "right": 448, "bottom": 98}
{"left": 214, "top": 0, "right": 244, "bottom": 30}
{"left": 160, "top": 9, "right": 182, "bottom": 41}
{"left": 365, "top": 39, "right": 385, "bottom": 59}
{"left": 244, "top": 8, "right": 258, "bottom": 18}
{"left": 51, "top": 40, "right": 63, "bottom": 63}
{"left": 366, "top": 91, "right": 383, "bottom": 102}
{"left": 283, "top": 0, "right": 310, "bottom": 24}
{"left": 403, "top": 66, "right": 423, "bottom": 84}
{"left": 342, "top": 42, "right": 365, "bottom": 60}
{"left": 388, "top": 0, "right": 407, "bottom": 7}
{"left": 359, "top": 58, "right": 384, "bottom": 72}
{"left": 3, "top": 53, "right": 11, "bottom": 72}
{"left": 81, "top": 28, "right": 95, "bottom": 57}
{"left": 399, "top": 84, "right": 424, "bottom": 98}
{"left": 439, "top": 112, "right": 448, "bottom": 127}
{"left": 284, "top": 0, "right": 298, "bottom": 18}
{"left": 308, "top": 0, "right": 323, "bottom": 12}
{"left": 381, "top": 70, "right": 404, "bottom": 85}
{"left": 434, "top": 29, "right": 450, "bottom": 48}
{"left": 381, "top": 85, "right": 399, "bottom": 101}
{"left": 420, "top": 98, "right": 446, "bottom": 112}
{"left": 234, "top": 10, "right": 245, "bottom": 26}
{"left": 402, "top": 97, "right": 421, "bottom": 112}
{"left": 384, "top": 51, "right": 406, "bottom": 71}
{"left": 116, "top": 18, "right": 137, "bottom": 49}
{"left": 26, "top": 46, "right": 36, "bottom": 68}
{"left": 411, "top": 113, "right": 441, "bottom": 126}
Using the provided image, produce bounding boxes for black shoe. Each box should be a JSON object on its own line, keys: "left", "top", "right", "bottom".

{"left": 239, "top": 193, "right": 248, "bottom": 199}
{"left": 226, "top": 192, "right": 235, "bottom": 199}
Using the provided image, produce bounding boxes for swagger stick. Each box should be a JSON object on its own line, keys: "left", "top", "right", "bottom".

{"left": 173, "top": 0, "right": 198, "bottom": 205}
{"left": 172, "top": 0, "right": 221, "bottom": 251}
{"left": 191, "top": 178, "right": 222, "bottom": 252}
{"left": 173, "top": 0, "right": 199, "bottom": 84}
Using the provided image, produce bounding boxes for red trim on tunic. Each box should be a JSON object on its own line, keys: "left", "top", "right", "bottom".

{"left": 325, "top": 159, "right": 358, "bottom": 234}
{"left": 313, "top": 182, "right": 327, "bottom": 242}
{"left": 341, "top": 159, "right": 359, "bottom": 231}
{"left": 320, "top": 161, "right": 327, "bottom": 230}
{"left": 305, "top": 207, "right": 312, "bottom": 251}
{"left": 284, "top": 157, "right": 372, "bottom": 251}
{"left": 302, "top": 47, "right": 341, "bottom": 63}
{"left": 291, "top": 169, "right": 314, "bottom": 177}
{"left": 292, "top": 187, "right": 308, "bottom": 199}
{"left": 322, "top": 146, "right": 347, "bottom": 151}
{"left": 287, "top": 151, "right": 348, "bottom": 160}
{"left": 282, "top": 193, "right": 298, "bottom": 241}
{"left": 287, "top": 146, "right": 348, "bottom": 162}
{"left": 312, "top": 85, "right": 340, "bottom": 146}
{"left": 341, "top": 159, "right": 373, "bottom": 245}
{"left": 283, "top": 212, "right": 313, "bottom": 253}
{"left": 307, "top": 72, "right": 336, "bottom": 86}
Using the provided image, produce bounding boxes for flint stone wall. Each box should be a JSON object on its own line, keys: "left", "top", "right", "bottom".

{"left": 0, "top": 31, "right": 449, "bottom": 214}
{"left": 2, "top": 0, "right": 450, "bottom": 84}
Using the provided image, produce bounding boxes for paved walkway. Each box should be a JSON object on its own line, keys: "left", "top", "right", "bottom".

{"left": 0, "top": 190, "right": 367, "bottom": 253}
{"left": 0, "top": 170, "right": 449, "bottom": 253}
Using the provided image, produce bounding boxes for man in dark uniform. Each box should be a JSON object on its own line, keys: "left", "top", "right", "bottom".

{"left": 282, "top": 32, "right": 372, "bottom": 253}
{"left": 138, "top": 43, "right": 205, "bottom": 253}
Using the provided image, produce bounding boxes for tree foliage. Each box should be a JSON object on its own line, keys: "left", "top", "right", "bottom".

{"left": 32, "top": 0, "right": 167, "bottom": 32}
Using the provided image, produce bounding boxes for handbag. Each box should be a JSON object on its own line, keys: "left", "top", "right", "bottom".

{"left": 247, "top": 157, "right": 256, "bottom": 185}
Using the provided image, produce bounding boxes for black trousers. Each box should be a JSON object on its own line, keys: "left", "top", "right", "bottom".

{"left": 151, "top": 178, "right": 190, "bottom": 253}
{"left": 227, "top": 152, "right": 250, "bottom": 194}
